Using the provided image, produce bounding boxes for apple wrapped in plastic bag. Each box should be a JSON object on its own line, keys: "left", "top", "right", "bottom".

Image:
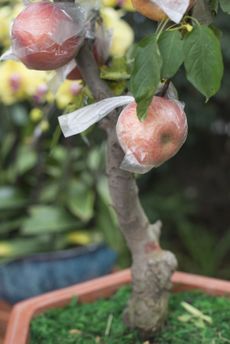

{"left": 1, "top": 0, "right": 97, "bottom": 71}
{"left": 58, "top": 84, "right": 188, "bottom": 174}
{"left": 116, "top": 96, "right": 188, "bottom": 173}
{"left": 132, "top": 0, "right": 195, "bottom": 23}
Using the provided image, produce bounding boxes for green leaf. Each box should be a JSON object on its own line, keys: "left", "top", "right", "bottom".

{"left": 209, "top": 0, "right": 219, "bottom": 14}
{"left": 0, "top": 186, "right": 27, "bottom": 210}
{"left": 220, "top": 0, "right": 230, "bottom": 13}
{"left": 192, "top": 0, "right": 213, "bottom": 24}
{"left": 67, "top": 181, "right": 95, "bottom": 222}
{"left": 22, "top": 206, "right": 80, "bottom": 235}
{"left": 100, "top": 57, "right": 130, "bottom": 80}
{"left": 0, "top": 238, "right": 49, "bottom": 260}
{"left": 14, "top": 145, "right": 37, "bottom": 175}
{"left": 0, "top": 219, "right": 25, "bottom": 235}
{"left": 130, "top": 34, "right": 162, "bottom": 120}
{"left": 158, "top": 30, "right": 184, "bottom": 79}
{"left": 184, "top": 25, "right": 224, "bottom": 99}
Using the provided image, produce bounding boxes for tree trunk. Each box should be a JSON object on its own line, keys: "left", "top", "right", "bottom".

{"left": 76, "top": 42, "right": 177, "bottom": 335}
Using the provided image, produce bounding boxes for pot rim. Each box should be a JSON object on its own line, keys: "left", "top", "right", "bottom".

{"left": 4, "top": 269, "right": 230, "bottom": 344}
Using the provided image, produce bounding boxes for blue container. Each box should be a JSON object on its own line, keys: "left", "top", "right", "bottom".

{"left": 0, "top": 244, "right": 117, "bottom": 303}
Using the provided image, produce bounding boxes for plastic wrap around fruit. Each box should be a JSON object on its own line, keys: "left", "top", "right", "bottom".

{"left": 131, "top": 0, "right": 194, "bottom": 24}
{"left": 8, "top": 1, "right": 89, "bottom": 70}
{"left": 116, "top": 96, "right": 188, "bottom": 174}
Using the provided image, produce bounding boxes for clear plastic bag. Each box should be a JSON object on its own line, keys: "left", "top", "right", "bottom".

{"left": 150, "top": 0, "right": 190, "bottom": 23}
{"left": 1, "top": 1, "right": 98, "bottom": 71}
{"left": 116, "top": 96, "right": 188, "bottom": 174}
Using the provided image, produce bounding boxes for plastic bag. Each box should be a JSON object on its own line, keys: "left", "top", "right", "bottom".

{"left": 58, "top": 95, "right": 134, "bottom": 137}
{"left": 1, "top": 1, "right": 98, "bottom": 71}
{"left": 150, "top": 0, "right": 190, "bottom": 23}
{"left": 116, "top": 95, "right": 188, "bottom": 174}
{"left": 58, "top": 82, "right": 187, "bottom": 175}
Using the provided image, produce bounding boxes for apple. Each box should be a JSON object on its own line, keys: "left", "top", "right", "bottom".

{"left": 116, "top": 96, "right": 188, "bottom": 168}
{"left": 131, "top": 0, "right": 196, "bottom": 22}
{"left": 11, "top": 2, "right": 83, "bottom": 71}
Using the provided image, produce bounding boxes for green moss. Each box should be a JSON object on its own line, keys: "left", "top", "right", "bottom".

{"left": 30, "top": 288, "right": 230, "bottom": 344}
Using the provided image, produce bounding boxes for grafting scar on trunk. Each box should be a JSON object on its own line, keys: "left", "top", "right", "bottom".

{"left": 76, "top": 42, "right": 177, "bottom": 335}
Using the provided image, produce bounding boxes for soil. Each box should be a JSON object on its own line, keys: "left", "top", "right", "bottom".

{"left": 30, "top": 287, "right": 230, "bottom": 344}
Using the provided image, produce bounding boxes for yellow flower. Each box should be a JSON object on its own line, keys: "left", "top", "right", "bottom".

{"left": 0, "top": 3, "right": 25, "bottom": 49}
{"left": 0, "top": 242, "right": 12, "bottom": 257}
{"left": 0, "top": 6, "right": 12, "bottom": 48}
{"left": 66, "top": 231, "right": 92, "bottom": 245}
{"left": 119, "top": 0, "right": 135, "bottom": 11}
{"left": 101, "top": 8, "right": 134, "bottom": 58}
{"left": 0, "top": 60, "right": 48, "bottom": 105}
{"left": 55, "top": 80, "right": 82, "bottom": 109}
{"left": 40, "top": 120, "right": 50, "bottom": 132}
{"left": 30, "top": 108, "right": 43, "bottom": 122}
{"left": 102, "top": 0, "right": 117, "bottom": 6}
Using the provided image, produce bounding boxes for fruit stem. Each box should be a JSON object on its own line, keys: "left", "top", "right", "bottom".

{"left": 156, "top": 79, "right": 171, "bottom": 97}
{"left": 184, "top": 15, "right": 200, "bottom": 26}
{"left": 156, "top": 18, "right": 170, "bottom": 40}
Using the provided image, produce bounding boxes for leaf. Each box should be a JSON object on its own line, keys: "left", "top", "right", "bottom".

{"left": 67, "top": 181, "right": 95, "bottom": 222}
{"left": 220, "top": 0, "right": 230, "bottom": 13}
{"left": 22, "top": 206, "right": 80, "bottom": 235}
{"left": 0, "top": 134, "right": 15, "bottom": 164}
{"left": 184, "top": 25, "right": 224, "bottom": 99}
{"left": 0, "top": 238, "right": 47, "bottom": 259}
{"left": 192, "top": 0, "right": 213, "bottom": 24}
{"left": 181, "top": 302, "right": 213, "bottom": 324}
{"left": 209, "top": 0, "right": 219, "bottom": 14}
{"left": 0, "top": 186, "right": 27, "bottom": 210}
{"left": 130, "top": 34, "right": 162, "bottom": 120}
{"left": 14, "top": 145, "right": 37, "bottom": 175}
{"left": 158, "top": 30, "right": 184, "bottom": 79}
{"left": 100, "top": 57, "right": 130, "bottom": 80}
{"left": 0, "top": 219, "right": 25, "bottom": 235}
{"left": 178, "top": 314, "right": 192, "bottom": 322}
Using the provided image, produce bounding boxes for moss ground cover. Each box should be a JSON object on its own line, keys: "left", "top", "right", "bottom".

{"left": 30, "top": 287, "right": 230, "bottom": 344}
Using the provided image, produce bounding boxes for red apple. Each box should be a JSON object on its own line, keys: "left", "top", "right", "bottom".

{"left": 116, "top": 96, "right": 188, "bottom": 168}
{"left": 11, "top": 2, "right": 83, "bottom": 71}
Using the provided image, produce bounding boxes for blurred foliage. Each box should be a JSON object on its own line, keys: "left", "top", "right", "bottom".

{"left": 0, "top": 1, "right": 229, "bottom": 279}
{"left": 0, "top": 110, "right": 129, "bottom": 264}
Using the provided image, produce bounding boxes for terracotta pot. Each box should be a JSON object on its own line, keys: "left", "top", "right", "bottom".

{"left": 4, "top": 269, "right": 230, "bottom": 344}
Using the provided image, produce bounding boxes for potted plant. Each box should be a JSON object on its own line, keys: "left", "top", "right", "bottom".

{"left": 2, "top": 0, "right": 230, "bottom": 342}
{"left": 4, "top": 269, "right": 230, "bottom": 343}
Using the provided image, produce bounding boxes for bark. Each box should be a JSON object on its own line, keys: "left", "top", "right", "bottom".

{"left": 76, "top": 43, "right": 177, "bottom": 335}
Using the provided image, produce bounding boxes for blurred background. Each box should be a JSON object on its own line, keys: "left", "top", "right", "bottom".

{"left": 0, "top": 0, "right": 229, "bottom": 306}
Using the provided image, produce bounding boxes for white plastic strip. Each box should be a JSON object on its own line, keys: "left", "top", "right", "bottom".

{"left": 58, "top": 95, "right": 134, "bottom": 137}
{"left": 120, "top": 151, "right": 153, "bottom": 174}
{"left": 0, "top": 49, "right": 18, "bottom": 62}
{"left": 151, "top": 0, "right": 190, "bottom": 23}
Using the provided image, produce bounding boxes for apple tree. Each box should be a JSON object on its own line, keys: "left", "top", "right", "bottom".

{"left": 2, "top": 0, "right": 229, "bottom": 337}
